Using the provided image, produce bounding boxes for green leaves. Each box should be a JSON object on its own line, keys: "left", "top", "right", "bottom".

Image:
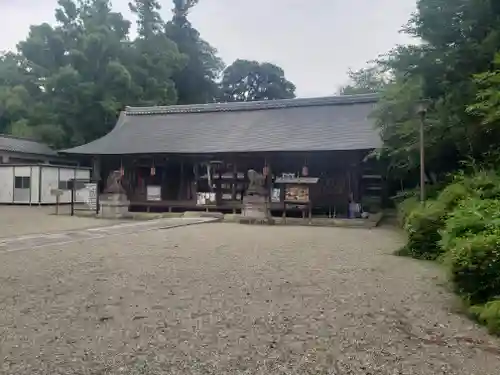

{"left": 339, "top": 65, "right": 390, "bottom": 95}
{"left": 468, "top": 52, "right": 500, "bottom": 126}
{"left": 165, "top": 6, "right": 224, "bottom": 105}
{"left": 0, "top": 0, "right": 297, "bottom": 148}
{"left": 220, "top": 59, "right": 296, "bottom": 102}
{"left": 360, "top": 0, "right": 500, "bottom": 180}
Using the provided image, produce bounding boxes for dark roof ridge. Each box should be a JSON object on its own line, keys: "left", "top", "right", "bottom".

{"left": 125, "top": 93, "right": 379, "bottom": 116}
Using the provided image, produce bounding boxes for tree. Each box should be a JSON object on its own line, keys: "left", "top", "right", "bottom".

{"left": 367, "top": 0, "right": 500, "bottom": 178}
{"left": 339, "top": 65, "right": 390, "bottom": 95}
{"left": 129, "top": 0, "right": 186, "bottom": 106}
{"left": 468, "top": 52, "right": 500, "bottom": 127}
{"left": 165, "top": 0, "right": 224, "bottom": 104}
{"left": 171, "top": 0, "right": 199, "bottom": 26}
{"left": 220, "top": 59, "right": 296, "bottom": 102}
{"left": 15, "top": 0, "right": 137, "bottom": 145}
{"left": 129, "top": 0, "right": 164, "bottom": 39}
{"left": 4, "top": 0, "right": 187, "bottom": 146}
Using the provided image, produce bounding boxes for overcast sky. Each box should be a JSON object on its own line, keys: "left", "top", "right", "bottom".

{"left": 0, "top": 0, "right": 417, "bottom": 97}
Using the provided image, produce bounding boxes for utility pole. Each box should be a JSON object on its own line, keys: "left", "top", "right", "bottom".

{"left": 416, "top": 101, "right": 428, "bottom": 203}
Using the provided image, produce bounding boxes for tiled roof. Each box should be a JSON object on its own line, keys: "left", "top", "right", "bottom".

{"left": 0, "top": 134, "right": 58, "bottom": 156}
{"left": 61, "top": 94, "right": 381, "bottom": 155}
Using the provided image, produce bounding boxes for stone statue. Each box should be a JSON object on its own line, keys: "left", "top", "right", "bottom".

{"left": 247, "top": 169, "right": 267, "bottom": 196}
{"left": 241, "top": 169, "right": 273, "bottom": 224}
{"left": 104, "top": 170, "right": 126, "bottom": 195}
{"left": 100, "top": 170, "right": 129, "bottom": 219}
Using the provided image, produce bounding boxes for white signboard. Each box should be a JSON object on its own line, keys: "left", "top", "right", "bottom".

{"left": 147, "top": 185, "right": 162, "bottom": 201}
{"left": 76, "top": 183, "right": 97, "bottom": 210}
{"left": 84, "top": 183, "right": 98, "bottom": 210}
{"left": 196, "top": 192, "right": 216, "bottom": 205}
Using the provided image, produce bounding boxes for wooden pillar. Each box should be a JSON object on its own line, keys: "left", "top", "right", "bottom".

{"left": 232, "top": 161, "right": 237, "bottom": 200}
{"left": 92, "top": 157, "right": 101, "bottom": 182}
{"left": 266, "top": 161, "right": 272, "bottom": 199}
{"left": 232, "top": 161, "right": 238, "bottom": 214}
{"left": 193, "top": 163, "right": 199, "bottom": 203}
{"left": 215, "top": 167, "right": 222, "bottom": 206}
{"left": 179, "top": 160, "right": 184, "bottom": 201}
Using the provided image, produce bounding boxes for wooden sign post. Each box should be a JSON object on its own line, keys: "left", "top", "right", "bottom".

{"left": 51, "top": 189, "right": 64, "bottom": 215}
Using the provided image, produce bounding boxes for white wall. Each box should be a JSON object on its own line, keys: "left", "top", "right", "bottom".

{"left": 76, "top": 169, "right": 90, "bottom": 180}
{"left": 30, "top": 166, "right": 40, "bottom": 203}
{"left": 58, "top": 167, "right": 75, "bottom": 203}
{"left": 40, "top": 166, "right": 59, "bottom": 204}
{"left": 40, "top": 166, "right": 92, "bottom": 204}
{"left": 0, "top": 165, "right": 92, "bottom": 205}
{"left": 0, "top": 166, "right": 13, "bottom": 203}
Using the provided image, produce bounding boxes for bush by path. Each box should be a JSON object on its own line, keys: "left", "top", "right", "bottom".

{"left": 396, "top": 170, "right": 500, "bottom": 335}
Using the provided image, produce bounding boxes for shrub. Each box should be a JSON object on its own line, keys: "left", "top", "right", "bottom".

{"left": 458, "top": 170, "right": 500, "bottom": 200}
{"left": 440, "top": 199, "right": 500, "bottom": 252}
{"left": 470, "top": 300, "right": 500, "bottom": 335}
{"left": 447, "top": 231, "right": 500, "bottom": 304}
{"left": 436, "top": 182, "right": 469, "bottom": 209}
{"left": 404, "top": 201, "right": 447, "bottom": 260}
{"left": 397, "top": 196, "right": 420, "bottom": 227}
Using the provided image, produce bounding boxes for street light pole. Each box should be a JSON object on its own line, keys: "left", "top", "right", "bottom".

{"left": 416, "top": 100, "right": 428, "bottom": 203}
{"left": 419, "top": 111, "right": 425, "bottom": 202}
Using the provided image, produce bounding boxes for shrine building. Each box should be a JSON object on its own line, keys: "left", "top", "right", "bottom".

{"left": 61, "top": 93, "right": 384, "bottom": 217}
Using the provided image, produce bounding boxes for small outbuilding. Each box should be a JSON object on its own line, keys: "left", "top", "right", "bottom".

{"left": 0, "top": 134, "right": 90, "bottom": 204}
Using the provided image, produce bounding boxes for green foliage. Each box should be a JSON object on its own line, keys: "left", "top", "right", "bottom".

{"left": 362, "top": 0, "right": 500, "bottom": 178}
{"left": 165, "top": 0, "right": 225, "bottom": 105}
{"left": 404, "top": 200, "right": 447, "bottom": 260}
{"left": 436, "top": 182, "right": 469, "bottom": 209}
{"left": 468, "top": 53, "right": 500, "bottom": 124}
{"left": 470, "top": 300, "right": 500, "bottom": 335}
{"left": 220, "top": 59, "right": 296, "bottom": 102}
{"left": 396, "top": 196, "right": 419, "bottom": 228}
{"left": 349, "top": 0, "right": 500, "bottom": 334}
{"left": 447, "top": 231, "right": 500, "bottom": 305}
{"left": 394, "top": 182, "right": 447, "bottom": 227}
{"left": 339, "top": 65, "right": 390, "bottom": 95}
{"left": 456, "top": 170, "right": 500, "bottom": 199}
{"left": 440, "top": 198, "right": 500, "bottom": 252}
{"left": 0, "top": 0, "right": 295, "bottom": 147}
{"left": 397, "top": 170, "right": 500, "bottom": 333}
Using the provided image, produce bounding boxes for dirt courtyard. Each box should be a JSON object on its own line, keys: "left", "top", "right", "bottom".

{"left": 0, "top": 214, "right": 499, "bottom": 374}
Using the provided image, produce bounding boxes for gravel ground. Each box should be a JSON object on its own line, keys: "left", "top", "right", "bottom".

{"left": 0, "top": 206, "right": 116, "bottom": 237}
{"left": 0, "top": 222, "right": 499, "bottom": 374}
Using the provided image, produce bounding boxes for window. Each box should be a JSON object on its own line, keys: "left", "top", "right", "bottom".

{"left": 14, "top": 176, "right": 30, "bottom": 189}
{"left": 58, "top": 180, "right": 70, "bottom": 190}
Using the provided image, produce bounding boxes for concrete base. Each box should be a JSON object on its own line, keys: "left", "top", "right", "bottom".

{"left": 99, "top": 193, "right": 130, "bottom": 219}
{"left": 241, "top": 195, "right": 274, "bottom": 224}
{"left": 227, "top": 212, "right": 383, "bottom": 228}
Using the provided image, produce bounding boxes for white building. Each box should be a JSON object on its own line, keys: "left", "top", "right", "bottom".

{"left": 0, "top": 134, "right": 91, "bottom": 204}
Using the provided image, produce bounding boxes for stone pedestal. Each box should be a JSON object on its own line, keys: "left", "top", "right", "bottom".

{"left": 240, "top": 195, "right": 274, "bottom": 225}
{"left": 99, "top": 193, "right": 129, "bottom": 219}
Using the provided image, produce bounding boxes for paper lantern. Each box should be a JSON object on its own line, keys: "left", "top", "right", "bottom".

{"left": 302, "top": 165, "right": 309, "bottom": 176}
{"left": 151, "top": 166, "right": 156, "bottom": 176}
{"left": 263, "top": 165, "right": 269, "bottom": 176}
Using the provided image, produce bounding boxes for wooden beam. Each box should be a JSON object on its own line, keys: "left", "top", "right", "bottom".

{"left": 179, "top": 160, "right": 184, "bottom": 200}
